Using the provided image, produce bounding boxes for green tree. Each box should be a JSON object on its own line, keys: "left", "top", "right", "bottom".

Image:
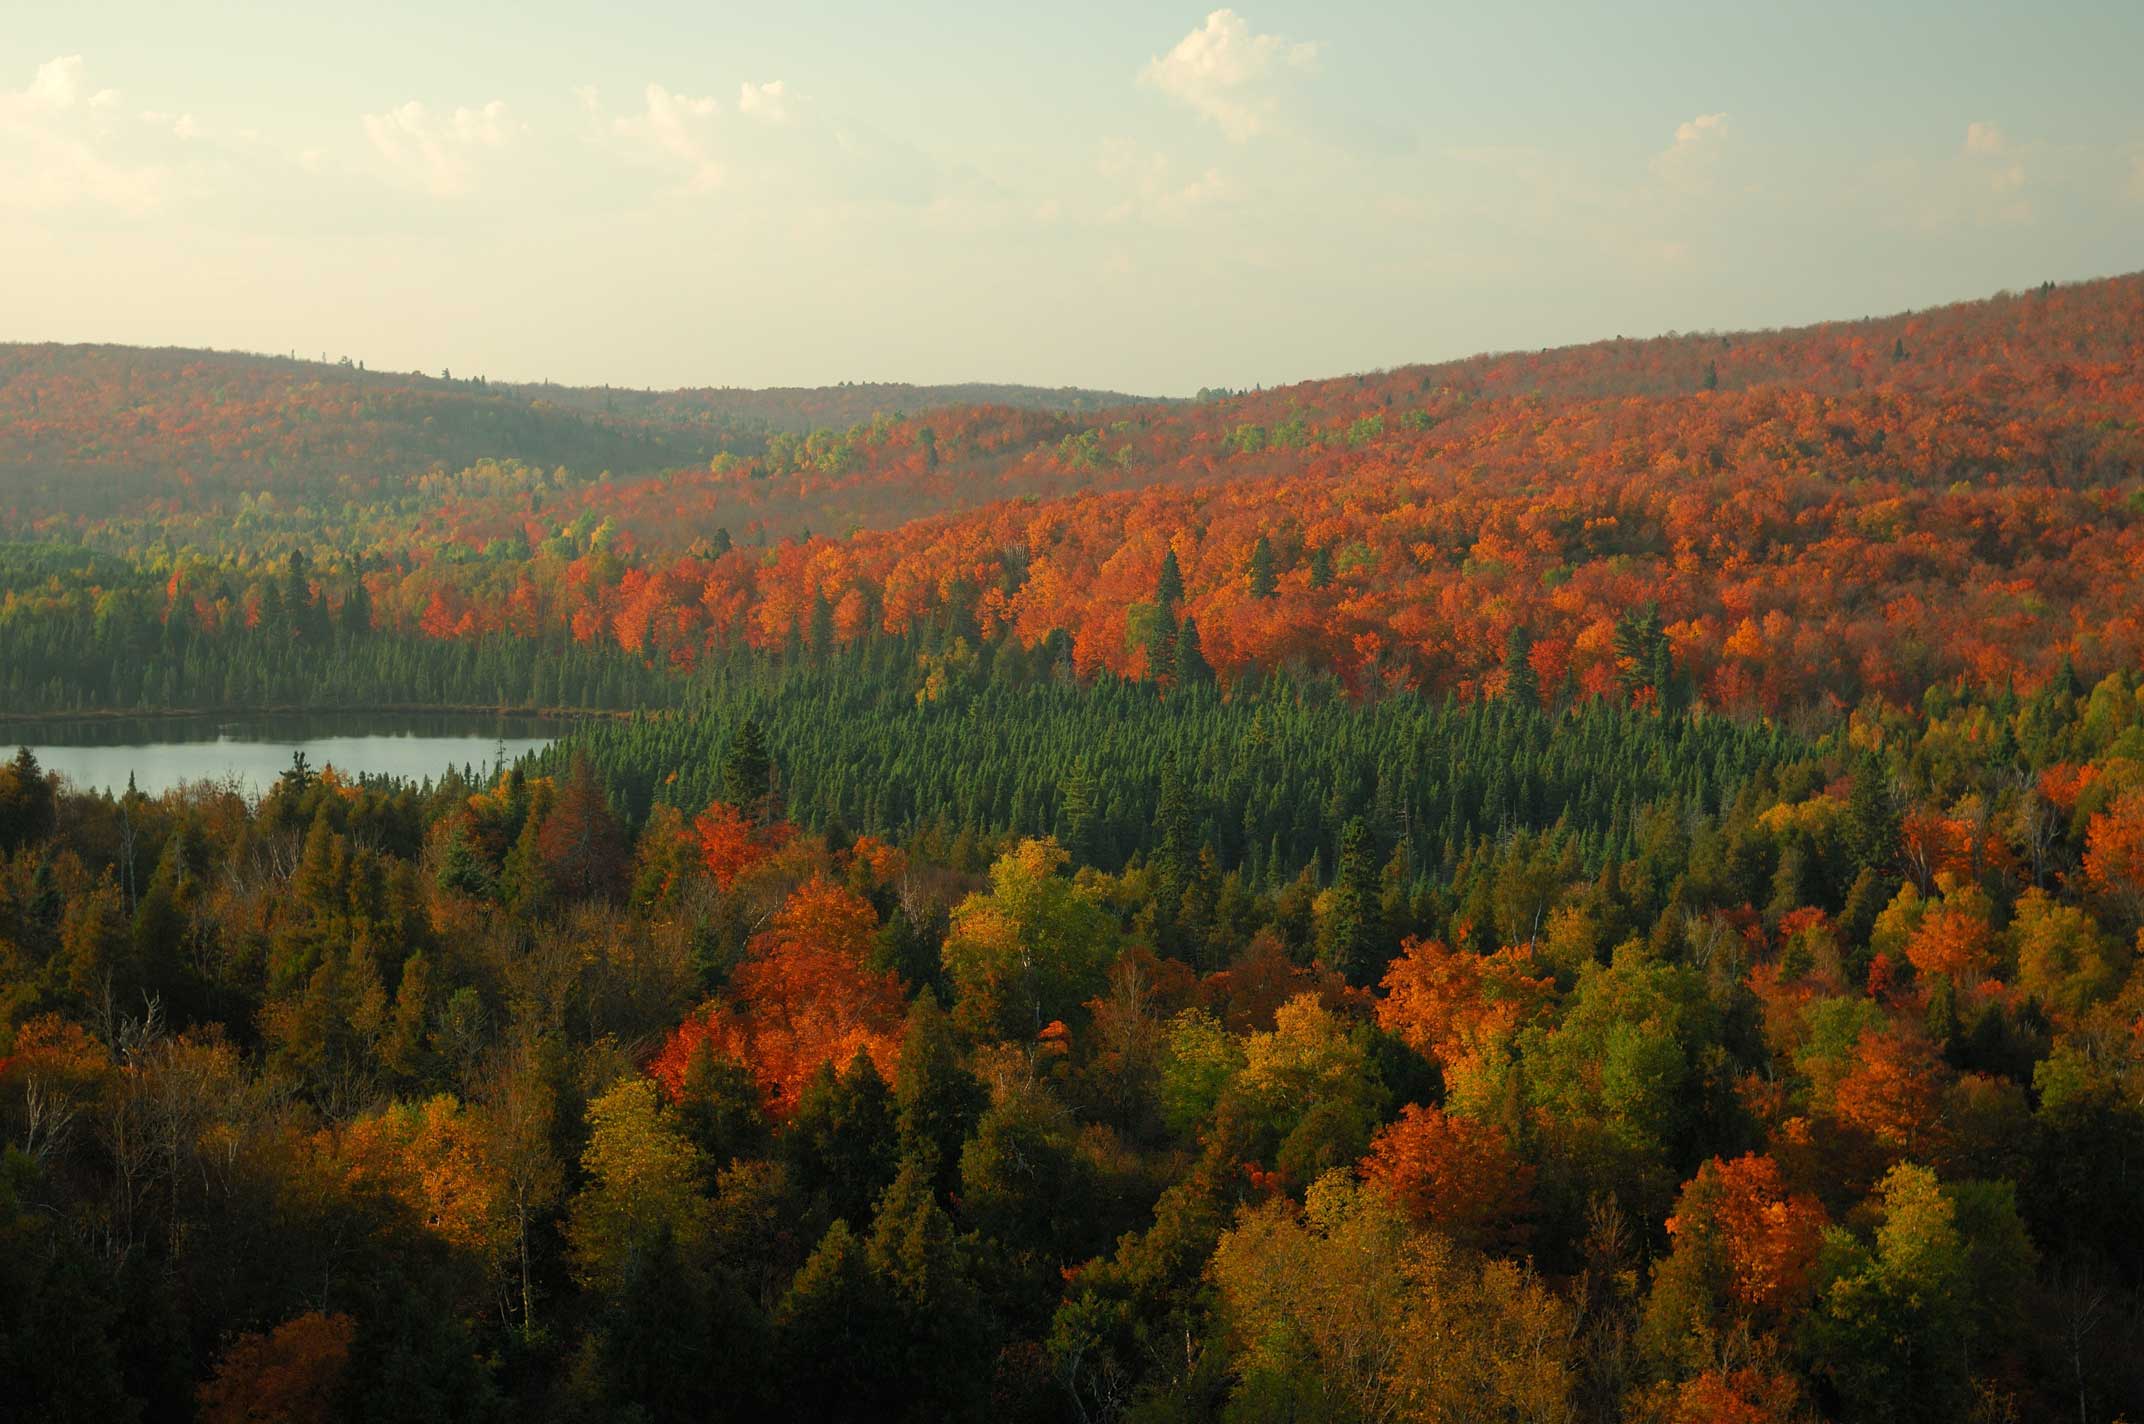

{"left": 784, "top": 1049, "right": 899, "bottom": 1229}
{"left": 941, "top": 838, "right": 1117, "bottom": 1039}
{"left": 1808, "top": 1163, "right": 2034, "bottom": 1424}
{"left": 723, "top": 716, "right": 777, "bottom": 824}
{"left": 1317, "top": 818, "right": 1385, "bottom": 985}
{"left": 893, "top": 992, "right": 984, "bottom": 1193}
{"left": 1501, "top": 625, "right": 1539, "bottom": 711}
{"left": 1247, "top": 533, "right": 1277, "bottom": 599}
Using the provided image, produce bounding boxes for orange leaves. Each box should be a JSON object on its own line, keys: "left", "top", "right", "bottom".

{"left": 1902, "top": 898, "right": 1997, "bottom": 984}
{"left": 1692, "top": 1154, "right": 1829, "bottom": 1318}
{"left": 196, "top": 1311, "right": 356, "bottom": 1424}
{"left": 761, "top": 872, "right": 880, "bottom": 963}
{"left": 1375, "top": 937, "right": 1556, "bottom": 1069}
{"left": 2083, "top": 788, "right": 2144, "bottom": 911}
{"left": 0, "top": 1011, "right": 109, "bottom": 1085}
{"left": 1900, "top": 810, "right": 2013, "bottom": 889}
{"left": 26, "top": 276, "right": 2144, "bottom": 717}
{"left": 841, "top": 833, "right": 908, "bottom": 890}
{"left": 1360, "top": 1104, "right": 1533, "bottom": 1249}
{"left": 323, "top": 1095, "right": 509, "bottom": 1258}
{"left": 2037, "top": 761, "right": 2099, "bottom": 813}
{"left": 650, "top": 875, "right": 902, "bottom": 1118}
{"left": 1654, "top": 1368, "right": 1807, "bottom": 1424}
{"left": 1828, "top": 1027, "right": 1948, "bottom": 1158}
{"left": 693, "top": 799, "right": 795, "bottom": 891}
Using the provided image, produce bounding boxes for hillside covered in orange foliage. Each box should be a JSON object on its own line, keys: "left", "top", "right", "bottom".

{"left": 4, "top": 274, "right": 2142, "bottom": 719}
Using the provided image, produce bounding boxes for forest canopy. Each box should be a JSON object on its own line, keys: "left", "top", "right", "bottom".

{"left": 3, "top": 274, "right": 2144, "bottom": 1422}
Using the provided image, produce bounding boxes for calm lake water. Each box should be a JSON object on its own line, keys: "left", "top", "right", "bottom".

{"left": 7, "top": 713, "right": 572, "bottom": 798}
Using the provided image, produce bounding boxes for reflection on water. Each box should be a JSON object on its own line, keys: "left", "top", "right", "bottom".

{"left": 8, "top": 712, "right": 572, "bottom": 798}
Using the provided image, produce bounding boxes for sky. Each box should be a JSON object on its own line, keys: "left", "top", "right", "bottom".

{"left": 4, "top": 2, "right": 2142, "bottom": 396}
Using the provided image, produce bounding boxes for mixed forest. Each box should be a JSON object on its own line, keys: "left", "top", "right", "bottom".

{"left": 4, "top": 274, "right": 2144, "bottom": 1422}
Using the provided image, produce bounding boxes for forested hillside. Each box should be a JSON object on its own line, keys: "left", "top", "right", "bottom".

{"left": 0, "top": 343, "right": 1150, "bottom": 515}
{"left": 6, "top": 275, "right": 2140, "bottom": 718}
{"left": 4, "top": 274, "right": 2144, "bottom": 1423}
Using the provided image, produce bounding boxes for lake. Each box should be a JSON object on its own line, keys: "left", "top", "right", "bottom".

{"left": 5, "top": 712, "right": 574, "bottom": 798}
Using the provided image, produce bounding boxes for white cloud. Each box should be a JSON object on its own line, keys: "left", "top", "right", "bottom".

{"left": 0, "top": 56, "right": 164, "bottom": 215}
{"left": 1097, "top": 141, "right": 1234, "bottom": 222}
{"left": 586, "top": 82, "right": 725, "bottom": 191}
{"left": 1141, "top": 9, "right": 1320, "bottom": 141}
{"left": 362, "top": 98, "right": 519, "bottom": 196}
{"left": 738, "top": 79, "right": 790, "bottom": 124}
{"left": 1672, "top": 112, "right": 1728, "bottom": 147}
{"left": 23, "top": 55, "right": 117, "bottom": 112}
{"left": 1652, "top": 111, "right": 1728, "bottom": 186}
{"left": 1960, "top": 120, "right": 2025, "bottom": 207}
{"left": 2130, "top": 154, "right": 2144, "bottom": 202}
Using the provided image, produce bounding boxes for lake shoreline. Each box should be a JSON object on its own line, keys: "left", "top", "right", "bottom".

{"left": 15, "top": 711, "right": 586, "bottom": 798}
{"left": 0, "top": 702, "right": 647, "bottom": 727}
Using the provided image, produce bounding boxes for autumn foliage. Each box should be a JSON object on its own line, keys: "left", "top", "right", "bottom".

{"left": 195, "top": 1312, "right": 356, "bottom": 1424}
{"left": 1360, "top": 1103, "right": 1535, "bottom": 1249}
{"left": 650, "top": 874, "right": 903, "bottom": 1116}
{"left": 10, "top": 275, "right": 2144, "bottom": 714}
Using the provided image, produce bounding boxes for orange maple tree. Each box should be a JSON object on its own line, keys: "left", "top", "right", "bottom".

{"left": 1359, "top": 1103, "right": 1535, "bottom": 1249}
{"left": 650, "top": 875, "right": 903, "bottom": 1116}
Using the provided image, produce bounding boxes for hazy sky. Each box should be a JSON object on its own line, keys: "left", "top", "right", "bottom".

{"left": 5, "top": 2, "right": 2141, "bottom": 395}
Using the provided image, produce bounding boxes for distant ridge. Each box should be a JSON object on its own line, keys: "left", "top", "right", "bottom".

{"left": 0, "top": 341, "right": 1158, "bottom": 512}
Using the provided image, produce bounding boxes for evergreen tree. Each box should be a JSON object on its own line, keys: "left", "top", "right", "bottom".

{"left": 893, "top": 992, "right": 985, "bottom": 1195}
{"left": 723, "top": 716, "right": 777, "bottom": 823}
{"left": 784, "top": 1050, "right": 900, "bottom": 1229}
{"left": 676, "top": 1039, "right": 769, "bottom": 1176}
{"left": 1319, "top": 818, "right": 1385, "bottom": 985}
{"left": 1502, "top": 626, "right": 1539, "bottom": 710}
{"left": 1172, "top": 616, "right": 1214, "bottom": 687}
{"left": 339, "top": 578, "right": 374, "bottom": 638}
{"left": 1247, "top": 533, "right": 1277, "bottom": 599}
{"left": 1844, "top": 753, "right": 1900, "bottom": 878}
{"left": 1058, "top": 758, "right": 1101, "bottom": 866}
{"left": 1155, "top": 546, "right": 1183, "bottom": 610}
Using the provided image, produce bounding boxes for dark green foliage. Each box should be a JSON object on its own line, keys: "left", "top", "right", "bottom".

{"left": 1502, "top": 625, "right": 1540, "bottom": 711}
{"left": 722, "top": 716, "right": 777, "bottom": 821}
{"left": 893, "top": 992, "right": 985, "bottom": 1194}
{"left": 784, "top": 1050, "right": 900, "bottom": 1230}
{"left": 1318, "top": 818, "right": 1385, "bottom": 984}
{"left": 1247, "top": 533, "right": 1277, "bottom": 599}
{"left": 543, "top": 640, "right": 1793, "bottom": 889}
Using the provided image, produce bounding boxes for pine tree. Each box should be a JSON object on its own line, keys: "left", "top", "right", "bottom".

{"left": 1058, "top": 759, "right": 1100, "bottom": 866}
{"left": 1501, "top": 626, "right": 1539, "bottom": 710}
{"left": 1173, "top": 616, "right": 1214, "bottom": 687}
{"left": 1319, "top": 818, "right": 1385, "bottom": 985}
{"left": 1247, "top": 534, "right": 1277, "bottom": 599}
{"left": 893, "top": 992, "right": 984, "bottom": 1196}
{"left": 675, "top": 1039, "right": 768, "bottom": 1177}
{"left": 436, "top": 823, "right": 494, "bottom": 898}
{"left": 722, "top": 716, "right": 777, "bottom": 824}
{"left": 784, "top": 1050, "right": 900, "bottom": 1228}
{"left": 1156, "top": 546, "right": 1184, "bottom": 610}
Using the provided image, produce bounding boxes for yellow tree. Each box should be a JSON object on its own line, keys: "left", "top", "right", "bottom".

{"left": 1211, "top": 1171, "right": 1577, "bottom": 1423}
{"left": 566, "top": 1076, "right": 705, "bottom": 1293}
